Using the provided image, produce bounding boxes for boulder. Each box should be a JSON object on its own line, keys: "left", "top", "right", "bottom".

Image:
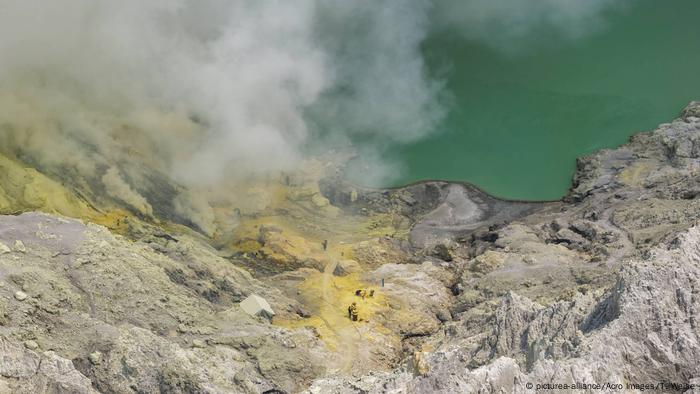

{"left": 13, "top": 291, "right": 27, "bottom": 301}
{"left": 240, "top": 294, "right": 275, "bottom": 319}
{"left": 13, "top": 240, "right": 26, "bottom": 253}
{"left": 333, "top": 260, "right": 360, "bottom": 276}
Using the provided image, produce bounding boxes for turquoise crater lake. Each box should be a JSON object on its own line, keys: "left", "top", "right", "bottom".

{"left": 346, "top": 1, "right": 700, "bottom": 201}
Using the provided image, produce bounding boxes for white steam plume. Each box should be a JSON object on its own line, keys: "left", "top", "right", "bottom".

{"left": 0, "top": 0, "right": 441, "bottom": 187}
{"left": 0, "top": 0, "right": 329, "bottom": 185}
{"left": 102, "top": 167, "right": 154, "bottom": 217}
{"left": 434, "top": 0, "right": 632, "bottom": 53}
{"left": 0, "top": 0, "right": 632, "bottom": 225}
{"left": 310, "top": 0, "right": 444, "bottom": 143}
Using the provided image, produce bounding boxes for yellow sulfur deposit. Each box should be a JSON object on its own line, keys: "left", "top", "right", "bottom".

{"left": 0, "top": 149, "right": 412, "bottom": 375}
{"left": 0, "top": 154, "right": 95, "bottom": 218}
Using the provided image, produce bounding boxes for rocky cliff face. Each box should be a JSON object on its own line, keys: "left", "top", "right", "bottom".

{"left": 0, "top": 102, "right": 698, "bottom": 393}
{"left": 307, "top": 225, "right": 700, "bottom": 393}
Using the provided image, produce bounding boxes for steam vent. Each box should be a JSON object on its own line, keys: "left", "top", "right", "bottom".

{"left": 1, "top": 2, "right": 700, "bottom": 393}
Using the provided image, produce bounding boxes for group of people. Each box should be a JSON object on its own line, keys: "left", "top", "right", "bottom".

{"left": 354, "top": 289, "right": 375, "bottom": 298}
{"left": 347, "top": 288, "right": 376, "bottom": 321}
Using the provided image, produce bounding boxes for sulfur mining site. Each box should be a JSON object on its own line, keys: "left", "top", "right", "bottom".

{"left": 1, "top": 1, "right": 700, "bottom": 394}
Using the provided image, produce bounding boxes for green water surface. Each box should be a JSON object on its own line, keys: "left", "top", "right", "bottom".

{"left": 349, "top": 1, "right": 700, "bottom": 200}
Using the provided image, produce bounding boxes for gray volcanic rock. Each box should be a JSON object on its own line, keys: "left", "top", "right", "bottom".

{"left": 321, "top": 180, "right": 549, "bottom": 249}
{"left": 0, "top": 337, "right": 97, "bottom": 393}
{"left": 307, "top": 224, "right": 700, "bottom": 393}
{"left": 305, "top": 102, "right": 700, "bottom": 392}
{"left": 368, "top": 261, "right": 455, "bottom": 341}
{"left": 407, "top": 183, "right": 548, "bottom": 248}
{"left": 0, "top": 212, "right": 329, "bottom": 393}
{"left": 571, "top": 102, "right": 700, "bottom": 203}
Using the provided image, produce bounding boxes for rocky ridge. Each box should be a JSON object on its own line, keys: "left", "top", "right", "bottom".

{"left": 307, "top": 223, "right": 700, "bottom": 393}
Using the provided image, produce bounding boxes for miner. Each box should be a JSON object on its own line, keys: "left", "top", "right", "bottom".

{"left": 348, "top": 302, "right": 358, "bottom": 321}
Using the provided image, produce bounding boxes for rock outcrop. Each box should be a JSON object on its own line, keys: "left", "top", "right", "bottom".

{"left": 0, "top": 212, "right": 329, "bottom": 393}
{"left": 0, "top": 337, "right": 97, "bottom": 393}
{"left": 307, "top": 224, "right": 700, "bottom": 393}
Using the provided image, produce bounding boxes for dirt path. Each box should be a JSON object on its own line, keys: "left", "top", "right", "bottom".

{"left": 319, "top": 258, "right": 363, "bottom": 373}
{"left": 599, "top": 203, "right": 635, "bottom": 266}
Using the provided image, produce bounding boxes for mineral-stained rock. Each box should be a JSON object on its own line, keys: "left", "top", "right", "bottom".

{"left": 352, "top": 237, "right": 409, "bottom": 268}
{"left": 469, "top": 250, "right": 506, "bottom": 274}
{"left": 88, "top": 351, "right": 102, "bottom": 365}
{"left": 332, "top": 259, "right": 361, "bottom": 276}
{"left": 0, "top": 212, "right": 330, "bottom": 393}
{"left": 306, "top": 224, "right": 700, "bottom": 392}
{"left": 368, "top": 261, "right": 455, "bottom": 341}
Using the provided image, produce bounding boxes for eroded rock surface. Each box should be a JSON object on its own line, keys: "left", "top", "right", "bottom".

{"left": 0, "top": 212, "right": 328, "bottom": 393}
{"left": 307, "top": 225, "right": 700, "bottom": 393}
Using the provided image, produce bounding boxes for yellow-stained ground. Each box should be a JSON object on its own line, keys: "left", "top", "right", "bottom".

{"left": 225, "top": 177, "right": 413, "bottom": 373}
{"left": 0, "top": 153, "right": 151, "bottom": 237}
{"left": 277, "top": 272, "right": 386, "bottom": 347}
{"left": 0, "top": 154, "right": 96, "bottom": 218}
{"left": 198, "top": 172, "right": 413, "bottom": 373}
{"left": 275, "top": 262, "right": 399, "bottom": 373}
{"left": 0, "top": 151, "right": 411, "bottom": 374}
{"left": 618, "top": 160, "right": 654, "bottom": 186}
